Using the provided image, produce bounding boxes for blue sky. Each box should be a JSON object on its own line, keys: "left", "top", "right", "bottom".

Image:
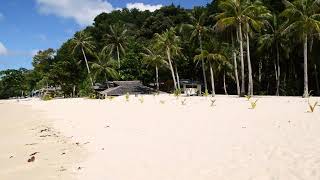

{"left": 0, "top": 0, "right": 210, "bottom": 70}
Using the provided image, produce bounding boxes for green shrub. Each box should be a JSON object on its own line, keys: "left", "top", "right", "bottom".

{"left": 42, "top": 93, "right": 52, "bottom": 101}
{"left": 125, "top": 92, "right": 130, "bottom": 102}
{"left": 174, "top": 89, "right": 181, "bottom": 97}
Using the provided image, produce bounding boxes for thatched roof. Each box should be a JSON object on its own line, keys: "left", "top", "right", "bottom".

{"left": 99, "top": 81, "right": 154, "bottom": 96}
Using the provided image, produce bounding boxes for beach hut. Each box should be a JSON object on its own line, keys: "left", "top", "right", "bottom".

{"left": 99, "top": 81, "right": 155, "bottom": 96}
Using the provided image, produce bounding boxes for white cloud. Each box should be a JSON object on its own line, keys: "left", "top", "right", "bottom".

{"left": 36, "top": 0, "right": 114, "bottom": 26}
{"left": 0, "top": 42, "right": 8, "bottom": 56}
{"left": 126, "top": 3, "right": 162, "bottom": 12}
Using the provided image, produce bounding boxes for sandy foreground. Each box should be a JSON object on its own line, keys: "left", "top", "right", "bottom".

{"left": 1, "top": 95, "right": 320, "bottom": 180}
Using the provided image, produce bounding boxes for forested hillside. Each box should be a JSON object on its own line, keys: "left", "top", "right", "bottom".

{"left": 1, "top": 0, "right": 320, "bottom": 99}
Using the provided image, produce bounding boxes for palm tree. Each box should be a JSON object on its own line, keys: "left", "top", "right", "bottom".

{"left": 154, "top": 28, "right": 182, "bottom": 91}
{"left": 181, "top": 8, "right": 209, "bottom": 93}
{"left": 215, "top": 0, "right": 249, "bottom": 96}
{"left": 90, "top": 50, "right": 119, "bottom": 87}
{"left": 243, "top": 0, "right": 271, "bottom": 95}
{"left": 141, "top": 47, "right": 167, "bottom": 91}
{"left": 71, "top": 31, "right": 95, "bottom": 86}
{"left": 258, "top": 14, "right": 288, "bottom": 96}
{"left": 194, "top": 49, "right": 227, "bottom": 97}
{"left": 103, "top": 24, "right": 128, "bottom": 69}
{"left": 215, "top": 0, "right": 270, "bottom": 96}
{"left": 281, "top": 0, "right": 320, "bottom": 97}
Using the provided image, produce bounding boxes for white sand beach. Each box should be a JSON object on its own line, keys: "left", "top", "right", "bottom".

{"left": 1, "top": 95, "right": 320, "bottom": 180}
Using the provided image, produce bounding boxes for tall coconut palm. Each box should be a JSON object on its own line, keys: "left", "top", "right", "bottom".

{"left": 71, "top": 31, "right": 95, "bottom": 86}
{"left": 281, "top": 0, "right": 320, "bottom": 97}
{"left": 103, "top": 24, "right": 128, "bottom": 69}
{"left": 258, "top": 14, "right": 288, "bottom": 96}
{"left": 154, "top": 28, "right": 182, "bottom": 91}
{"left": 215, "top": 0, "right": 270, "bottom": 96}
{"left": 243, "top": 0, "right": 271, "bottom": 96}
{"left": 141, "top": 47, "right": 167, "bottom": 91}
{"left": 181, "top": 9, "right": 209, "bottom": 93}
{"left": 90, "top": 50, "right": 119, "bottom": 87}
{"left": 215, "top": 0, "right": 250, "bottom": 96}
{"left": 194, "top": 49, "right": 227, "bottom": 97}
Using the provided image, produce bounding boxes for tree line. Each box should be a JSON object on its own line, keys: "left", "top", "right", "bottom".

{"left": 1, "top": 0, "right": 320, "bottom": 99}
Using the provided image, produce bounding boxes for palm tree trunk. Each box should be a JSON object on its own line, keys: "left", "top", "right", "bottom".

{"left": 199, "top": 33, "right": 208, "bottom": 92}
{"left": 239, "top": 23, "right": 245, "bottom": 96}
{"left": 223, "top": 70, "right": 228, "bottom": 95}
{"left": 246, "top": 30, "right": 253, "bottom": 96}
{"left": 209, "top": 62, "right": 215, "bottom": 97}
{"left": 232, "top": 33, "right": 240, "bottom": 96}
{"left": 156, "top": 65, "right": 159, "bottom": 91}
{"left": 167, "top": 48, "right": 177, "bottom": 90}
{"left": 314, "top": 64, "right": 320, "bottom": 95}
{"left": 81, "top": 47, "right": 94, "bottom": 86}
{"left": 175, "top": 64, "right": 180, "bottom": 90}
{"left": 116, "top": 46, "right": 121, "bottom": 69}
{"left": 276, "top": 43, "right": 281, "bottom": 96}
{"left": 303, "top": 35, "right": 309, "bottom": 98}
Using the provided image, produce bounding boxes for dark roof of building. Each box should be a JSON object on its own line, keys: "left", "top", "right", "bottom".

{"left": 99, "top": 81, "right": 155, "bottom": 96}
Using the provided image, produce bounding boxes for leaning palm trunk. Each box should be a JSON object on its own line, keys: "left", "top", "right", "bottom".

{"left": 155, "top": 65, "right": 159, "bottom": 91}
{"left": 167, "top": 48, "right": 177, "bottom": 90}
{"left": 303, "top": 35, "right": 309, "bottom": 97}
{"left": 223, "top": 70, "right": 228, "bottom": 95}
{"left": 209, "top": 62, "right": 215, "bottom": 97}
{"left": 246, "top": 30, "right": 253, "bottom": 96}
{"left": 199, "top": 33, "right": 208, "bottom": 92}
{"left": 81, "top": 47, "right": 94, "bottom": 86}
{"left": 239, "top": 23, "right": 246, "bottom": 96}
{"left": 116, "top": 46, "right": 121, "bottom": 69}
{"left": 232, "top": 33, "right": 240, "bottom": 96}
{"left": 175, "top": 65, "right": 181, "bottom": 90}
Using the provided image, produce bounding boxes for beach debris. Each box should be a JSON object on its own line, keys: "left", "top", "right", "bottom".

{"left": 160, "top": 100, "right": 165, "bottom": 104}
{"left": 29, "top": 152, "right": 39, "bottom": 156}
{"left": 75, "top": 142, "right": 80, "bottom": 146}
{"left": 77, "top": 167, "right": 82, "bottom": 170}
{"left": 61, "top": 152, "right": 66, "bottom": 155}
{"left": 27, "top": 156, "right": 35, "bottom": 163}
{"left": 83, "top": 141, "right": 90, "bottom": 145}
{"left": 39, "top": 134, "right": 52, "bottom": 138}
{"left": 102, "top": 148, "right": 105, "bottom": 150}
{"left": 59, "top": 166, "right": 67, "bottom": 172}
{"left": 105, "top": 125, "right": 110, "bottom": 128}
{"left": 25, "top": 143, "right": 38, "bottom": 146}
{"left": 9, "top": 155, "right": 14, "bottom": 159}
{"left": 242, "top": 126, "right": 247, "bottom": 129}
{"left": 40, "top": 128, "right": 50, "bottom": 133}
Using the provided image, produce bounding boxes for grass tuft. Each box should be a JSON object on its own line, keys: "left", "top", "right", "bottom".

{"left": 125, "top": 93, "right": 130, "bottom": 102}
{"left": 210, "top": 99, "right": 216, "bottom": 107}
{"left": 308, "top": 99, "right": 318, "bottom": 113}
{"left": 245, "top": 95, "right": 252, "bottom": 101}
{"left": 181, "top": 99, "right": 187, "bottom": 105}
{"left": 249, "top": 99, "right": 258, "bottom": 109}
{"left": 139, "top": 96, "right": 144, "bottom": 104}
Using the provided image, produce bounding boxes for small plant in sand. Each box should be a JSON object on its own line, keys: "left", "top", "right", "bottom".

{"left": 210, "top": 99, "right": 216, "bottom": 107}
{"left": 181, "top": 99, "right": 187, "bottom": 105}
{"left": 249, "top": 99, "right": 259, "bottom": 109}
{"left": 203, "top": 89, "right": 209, "bottom": 97}
{"left": 106, "top": 96, "right": 114, "bottom": 101}
{"left": 173, "top": 89, "right": 181, "bottom": 98}
{"left": 139, "top": 96, "right": 144, "bottom": 104}
{"left": 160, "top": 100, "right": 165, "bottom": 104}
{"left": 125, "top": 92, "right": 130, "bottom": 102}
{"left": 307, "top": 99, "right": 318, "bottom": 113}
{"left": 245, "top": 95, "right": 252, "bottom": 101}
